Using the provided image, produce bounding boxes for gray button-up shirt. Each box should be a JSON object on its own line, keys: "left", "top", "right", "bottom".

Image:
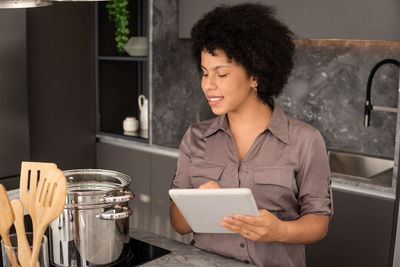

{"left": 171, "top": 101, "right": 333, "bottom": 267}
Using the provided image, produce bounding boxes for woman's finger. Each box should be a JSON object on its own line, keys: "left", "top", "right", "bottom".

{"left": 198, "top": 181, "right": 220, "bottom": 189}
{"left": 221, "top": 217, "right": 258, "bottom": 236}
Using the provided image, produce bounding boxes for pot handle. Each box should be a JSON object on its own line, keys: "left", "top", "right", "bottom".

{"left": 96, "top": 206, "right": 132, "bottom": 220}
{"left": 100, "top": 190, "right": 135, "bottom": 203}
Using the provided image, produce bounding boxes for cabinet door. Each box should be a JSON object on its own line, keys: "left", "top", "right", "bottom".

{"left": 306, "top": 190, "right": 394, "bottom": 267}
{"left": 0, "top": 10, "right": 30, "bottom": 179}
{"left": 96, "top": 142, "right": 151, "bottom": 231}
{"left": 178, "top": 0, "right": 400, "bottom": 41}
{"left": 150, "top": 153, "right": 192, "bottom": 243}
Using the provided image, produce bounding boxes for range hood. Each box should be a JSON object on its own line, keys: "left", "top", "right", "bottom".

{"left": 0, "top": 0, "right": 108, "bottom": 8}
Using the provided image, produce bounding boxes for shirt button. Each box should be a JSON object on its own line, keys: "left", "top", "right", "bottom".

{"left": 244, "top": 260, "right": 250, "bottom": 264}
{"left": 240, "top": 242, "right": 245, "bottom": 248}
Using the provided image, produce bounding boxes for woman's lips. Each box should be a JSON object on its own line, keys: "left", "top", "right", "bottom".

{"left": 208, "top": 96, "right": 224, "bottom": 106}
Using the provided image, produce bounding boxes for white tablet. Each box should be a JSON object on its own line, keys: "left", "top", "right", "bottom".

{"left": 169, "top": 188, "right": 259, "bottom": 233}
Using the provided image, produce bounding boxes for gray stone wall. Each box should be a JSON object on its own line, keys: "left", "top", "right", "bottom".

{"left": 151, "top": 0, "right": 400, "bottom": 159}
{"left": 281, "top": 40, "right": 400, "bottom": 158}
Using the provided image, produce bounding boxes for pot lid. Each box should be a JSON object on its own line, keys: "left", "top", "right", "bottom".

{"left": 64, "top": 169, "right": 131, "bottom": 196}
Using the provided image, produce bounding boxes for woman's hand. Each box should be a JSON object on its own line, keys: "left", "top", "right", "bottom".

{"left": 198, "top": 181, "right": 220, "bottom": 189}
{"left": 221, "top": 210, "right": 329, "bottom": 244}
{"left": 221, "top": 209, "right": 284, "bottom": 242}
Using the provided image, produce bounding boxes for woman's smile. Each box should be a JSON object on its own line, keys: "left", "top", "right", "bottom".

{"left": 207, "top": 95, "right": 224, "bottom": 106}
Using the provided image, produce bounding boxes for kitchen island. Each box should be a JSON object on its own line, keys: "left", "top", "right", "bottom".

{"left": 130, "top": 227, "right": 254, "bottom": 266}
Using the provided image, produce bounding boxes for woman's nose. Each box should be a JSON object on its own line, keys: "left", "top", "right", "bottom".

{"left": 202, "top": 75, "right": 216, "bottom": 91}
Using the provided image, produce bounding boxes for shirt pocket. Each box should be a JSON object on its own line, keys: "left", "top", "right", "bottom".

{"left": 252, "top": 167, "right": 294, "bottom": 219}
{"left": 253, "top": 167, "right": 293, "bottom": 188}
{"left": 190, "top": 159, "right": 225, "bottom": 188}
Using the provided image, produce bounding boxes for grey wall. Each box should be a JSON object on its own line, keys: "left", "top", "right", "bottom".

{"left": 179, "top": 0, "right": 400, "bottom": 41}
{"left": 280, "top": 39, "right": 399, "bottom": 158}
{"left": 27, "top": 3, "right": 96, "bottom": 170}
{"left": 151, "top": 0, "right": 400, "bottom": 159}
{"left": 0, "top": 9, "right": 30, "bottom": 179}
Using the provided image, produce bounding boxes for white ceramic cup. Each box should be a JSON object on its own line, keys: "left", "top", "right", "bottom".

{"left": 123, "top": 117, "right": 139, "bottom": 132}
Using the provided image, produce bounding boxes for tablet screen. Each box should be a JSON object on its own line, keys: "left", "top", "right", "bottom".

{"left": 169, "top": 188, "right": 259, "bottom": 233}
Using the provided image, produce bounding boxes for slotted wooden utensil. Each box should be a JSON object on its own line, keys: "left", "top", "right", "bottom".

{"left": 11, "top": 199, "right": 39, "bottom": 267}
{"left": 29, "top": 168, "right": 67, "bottom": 267}
{"left": 0, "top": 184, "right": 20, "bottom": 267}
{"left": 19, "top": 162, "right": 57, "bottom": 237}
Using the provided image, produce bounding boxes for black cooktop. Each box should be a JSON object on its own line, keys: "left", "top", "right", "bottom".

{"left": 0, "top": 236, "right": 170, "bottom": 267}
{"left": 0, "top": 215, "right": 171, "bottom": 267}
{"left": 91, "top": 237, "right": 171, "bottom": 267}
{"left": 48, "top": 237, "right": 171, "bottom": 267}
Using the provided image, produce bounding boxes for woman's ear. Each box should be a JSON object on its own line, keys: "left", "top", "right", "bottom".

{"left": 250, "top": 76, "right": 258, "bottom": 88}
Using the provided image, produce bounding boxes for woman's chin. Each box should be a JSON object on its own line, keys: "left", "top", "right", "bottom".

{"left": 210, "top": 107, "right": 227, "bottom": 116}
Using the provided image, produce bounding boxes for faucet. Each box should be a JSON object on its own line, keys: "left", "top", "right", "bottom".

{"left": 365, "top": 59, "right": 400, "bottom": 267}
{"left": 364, "top": 58, "right": 400, "bottom": 127}
{"left": 363, "top": 58, "right": 400, "bottom": 188}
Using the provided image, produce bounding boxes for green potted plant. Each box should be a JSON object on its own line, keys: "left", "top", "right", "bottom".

{"left": 106, "top": 0, "right": 130, "bottom": 53}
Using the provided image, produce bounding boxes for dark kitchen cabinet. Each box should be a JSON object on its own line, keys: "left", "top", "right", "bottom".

{"left": 95, "top": 0, "right": 149, "bottom": 142}
{"left": 95, "top": 142, "right": 192, "bottom": 244}
{"left": 306, "top": 190, "right": 394, "bottom": 267}
{"left": 96, "top": 142, "right": 151, "bottom": 232}
{"left": 178, "top": 0, "right": 400, "bottom": 41}
{"left": 0, "top": 9, "right": 30, "bottom": 184}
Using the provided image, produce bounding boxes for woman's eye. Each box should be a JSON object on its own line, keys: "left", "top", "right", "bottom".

{"left": 218, "top": 74, "right": 228, "bottom": 78}
{"left": 202, "top": 73, "right": 209, "bottom": 77}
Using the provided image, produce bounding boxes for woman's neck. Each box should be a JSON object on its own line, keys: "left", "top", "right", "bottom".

{"left": 227, "top": 97, "right": 273, "bottom": 134}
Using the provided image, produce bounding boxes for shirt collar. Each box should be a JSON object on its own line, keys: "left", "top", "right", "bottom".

{"left": 201, "top": 100, "right": 290, "bottom": 145}
{"left": 202, "top": 114, "right": 229, "bottom": 138}
{"left": 267, "top": 101, "right": 290, "bottom": 145}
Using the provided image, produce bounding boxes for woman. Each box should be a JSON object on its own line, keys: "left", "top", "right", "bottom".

{"left": 170, "top": 3, "right": 333, "bottom": 267}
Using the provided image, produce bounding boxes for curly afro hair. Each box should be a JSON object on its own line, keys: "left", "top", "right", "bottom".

{"left": 191, "top": 3, "right": 295, "bottom": 103}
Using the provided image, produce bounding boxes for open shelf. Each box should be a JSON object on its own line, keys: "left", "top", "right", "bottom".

{"left": 95, "top": 0, "right": 149, "bottom": 142}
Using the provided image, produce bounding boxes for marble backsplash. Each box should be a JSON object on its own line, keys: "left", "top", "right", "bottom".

{"left": 151, "top": 0, "right": 400, "bottom": 159}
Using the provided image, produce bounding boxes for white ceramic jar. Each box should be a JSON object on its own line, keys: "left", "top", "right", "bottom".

{"left": 123, "top": 117, "right": 138, "bottom": 132}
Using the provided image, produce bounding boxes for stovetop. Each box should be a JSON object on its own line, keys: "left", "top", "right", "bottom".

{"left": 0, "top": 236, "right": 171, "bottom": 267}
{"left": 0, "top": 216, "right": 171, "bottom": 267}
{"left": 85, "top": 237, "right": 171, "bottom": 267}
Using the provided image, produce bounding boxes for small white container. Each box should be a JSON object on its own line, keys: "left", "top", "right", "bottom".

{"left": 138, "top": 95, "right": 148, "bottom": 130}
{"left": 123, "top": 117, "right": 139, "bottom": 132}
{"left": 124, "top": 37, "right": 148, "bottom": 56}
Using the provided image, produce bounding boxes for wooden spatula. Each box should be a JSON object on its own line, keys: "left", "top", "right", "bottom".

{"left": 29, "top": 168, "right": 67, "bottom": 267}
{"left": 0, "top": 184, "right": 20, "bottom": 267}
{"left": 19, "top": 162, "right": 57, "bottom": 237}
{"left": 11, "top": 200, "right": 39, "bottom": 267}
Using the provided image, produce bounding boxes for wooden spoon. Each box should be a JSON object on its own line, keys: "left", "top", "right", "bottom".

{"left": 0, "top": 184, "right": 20, "bottom": 267}
{"left": 11, "top": 200, "right": 39, "bottom": 267}
{"left": 19, "top": 162, "right": 57, "bottom": 238}
{"left": 29, "top": 168, "right": 67, "bottom": 267}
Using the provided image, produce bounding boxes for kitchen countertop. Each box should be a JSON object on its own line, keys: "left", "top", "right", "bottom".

{"left": 130, "top": 227, "right": 254, "bottom": 266}
{"left": 98, "top": 135, "right": 397, "bottom": 200}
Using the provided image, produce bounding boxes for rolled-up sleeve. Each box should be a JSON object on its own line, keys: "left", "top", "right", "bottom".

{"left": 296, "top": 129, "right": 333, "bottom": 217}
{"left": 171, "top": 127, "right": 193, "bottom": 189}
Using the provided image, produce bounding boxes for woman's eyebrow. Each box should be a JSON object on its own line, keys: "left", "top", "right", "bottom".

{"left": 201, "top": 65, "right": 232, "bottom": 70}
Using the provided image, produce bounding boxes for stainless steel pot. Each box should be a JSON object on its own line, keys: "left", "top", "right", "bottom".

{"left": 48, "top": 169, "right": 134, "bottom": 267}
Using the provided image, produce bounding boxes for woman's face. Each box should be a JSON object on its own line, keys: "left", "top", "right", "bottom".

{"left": 201, "top": 49, "right": 257, "bottom": 116}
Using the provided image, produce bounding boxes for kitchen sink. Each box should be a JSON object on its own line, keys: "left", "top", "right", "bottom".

{"left": 328, "top": 150, "right": 394, "bottom": 180}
